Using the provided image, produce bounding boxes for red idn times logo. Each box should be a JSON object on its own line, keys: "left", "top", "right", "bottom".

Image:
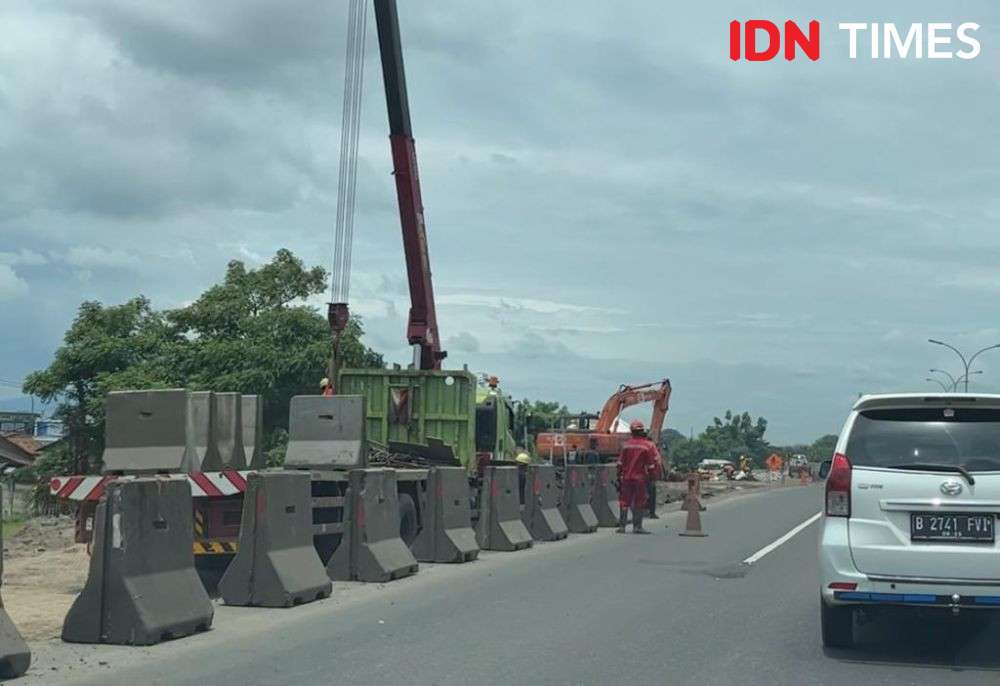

{"left": 729, "top": 20, "right": 820, "bottom": 61}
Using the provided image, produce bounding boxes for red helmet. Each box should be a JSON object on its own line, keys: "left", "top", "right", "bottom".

{"left": 629, "top": 419, "right": 646, "bottom": 433}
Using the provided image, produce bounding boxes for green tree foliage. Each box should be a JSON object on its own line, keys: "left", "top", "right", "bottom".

{"left": 667, "top": 410, "right": 771, "bottom": 470}
{"left": 512, "top": 399, "right": 570, "bottom": 451}
{"left": 24, "top": 249, "right": 382, "bottom": 473}
{"left": 805, "top": 434, "right": 838, "bottom": 463}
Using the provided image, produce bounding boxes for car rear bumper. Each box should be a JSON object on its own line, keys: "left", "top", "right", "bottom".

{"left": 820, "top": 516, "right": 1000, "bottom": 609}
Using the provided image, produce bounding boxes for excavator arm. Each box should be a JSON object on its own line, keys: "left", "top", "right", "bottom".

{"left": 593, "top": 380, "right": 672, "bottom": 443}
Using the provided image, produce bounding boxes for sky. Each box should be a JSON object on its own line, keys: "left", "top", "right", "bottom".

{"left": 1, "top": 1, "right": 999, "bottom": 443}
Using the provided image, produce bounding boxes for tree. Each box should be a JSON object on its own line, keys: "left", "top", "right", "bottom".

{"left": 805, "top": 434, "right": 838, "bottom": 464}
{"left": 664, "top": 410, "right": 771, "bottom": 471}
{"left": 23, "top": 297, "right": 176, "bottom": 473}
{"left": 24, "top": 249, "right": 383, "bottom": 473}
{"left": 512, "top": 399, "right": 570, "bottom": 450}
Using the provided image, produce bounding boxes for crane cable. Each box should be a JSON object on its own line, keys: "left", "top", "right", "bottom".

{"left": 331, "top": 0, "right": 369, "bottom": 303}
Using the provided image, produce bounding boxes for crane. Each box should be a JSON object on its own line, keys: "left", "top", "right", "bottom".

{"left": 534, "top": 379, "right": 672, "bottom": 462}
{"left": 328, "top": 0, "right": 446, "bottom": 379}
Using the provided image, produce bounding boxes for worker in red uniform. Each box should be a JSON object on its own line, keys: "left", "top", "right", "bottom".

{"left": 616, "top": 420, "right": 659, "bottom": 534}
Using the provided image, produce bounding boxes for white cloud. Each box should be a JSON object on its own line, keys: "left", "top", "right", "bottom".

{"left": 437, "top": 293, "right": 611, "bottom": 315}
{"left": 0, "top": 249, "right": 47, "bottom": 266}
{"left": 0, "top": 265, "right": 28, "bottom": 301}
{"left": 64, "top": 246, "right": 140, "bottom": 269}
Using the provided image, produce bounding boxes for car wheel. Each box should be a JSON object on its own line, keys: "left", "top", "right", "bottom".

{"left": 821, "top": 601, "right": 854, "bottom": 648}
{"left": 398, "top": 493, "right": 418, "bottom": 546}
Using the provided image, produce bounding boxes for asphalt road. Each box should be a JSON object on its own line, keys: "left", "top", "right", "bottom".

{"left": 28, "top": 484, "right": 1000, "bottom": 685}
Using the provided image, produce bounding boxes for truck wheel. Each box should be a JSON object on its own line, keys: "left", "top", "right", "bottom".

{"left": 821, "top": 601, "right": 854, "bottom": 648}
{"left": 398, "top": 493, "right": 418, "bottom": 546}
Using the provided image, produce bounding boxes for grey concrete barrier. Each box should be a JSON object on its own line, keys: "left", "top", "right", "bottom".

{"left": 219, "top": 471, "right": 331, "bottom": 607}
{"left": 560, "top": 465, "right": 598, "bottom": 534}
{"left": 328, "top": 469, "right": 418, "bottom": 582}
{"left": 242, "top": 395, "right": 265, "bottom": 469}
{"left": 476, "top": 466, "right": 533, "bottom": 552}
{"left": 412, "top": 467, "right": 479, "bottom": 563}
{"left": 285, "top": 396, "right": 367, "bottom": 470}
{"left": 187, "top": 391, "right": 221, "bottom": 471}
{"left": 62, "top": 478, "right": 214, "bottom": 645}
{"left": 103, "top": 389, "right": 208, "bottom": 473}
{"left": 589, "top": 464, "right": 621, "bottom": 527}
{"left": 212, "top": 392, "right": 246, "bottom": 469}
{"left": 0, "top": 518, "right": 30, "bottom": 679}
{"left": 522, "top": 464, "right": 568, "bottom": 542}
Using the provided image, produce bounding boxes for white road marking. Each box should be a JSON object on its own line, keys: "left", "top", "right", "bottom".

{"left": 742, "top": 512, "right": 823, "bottom": 566}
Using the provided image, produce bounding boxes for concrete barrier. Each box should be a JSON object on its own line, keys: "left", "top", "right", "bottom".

{"left": 0, "top": 519, "right": 30, "bottom": 678}
{"left": 560, "top": 465, "right": 598, "bottom": 534}
{"left": 187, "top": 391, "right": 221, "bottom": 471}
{"left": 476, "top": 466, "right": 533, "bottom": 552}
{"left": 412, "top": 467, "right": 479, "bottom": 563}
{"left": 328, "top": 469, "right": 418, "bottom": 582}
{"left": 219, "top": 471, "right": 331, "bottom": 607}
{"left": 62, "top": 478, "right": 214, "bottom": 645}
{"left": 522, "top": 465, "right": 568, "bottom": 542}
{"left": 242, "top": 395, "right": 265, "bottom": 469}
{"left": 103, "top": 390, "right": 206, "bottom": 473}
{"left": 589, "top": 464, "right": 620, "bottom": 527}
{"left": 285, "top": 396, "right": 367, "bottom": 470}
{"left": 213, "top": 392, "right": 246, "bottom": 469}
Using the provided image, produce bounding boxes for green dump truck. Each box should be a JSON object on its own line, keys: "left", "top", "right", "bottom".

{"left": 338, "top": 367, "right": 518, "bottom": 470}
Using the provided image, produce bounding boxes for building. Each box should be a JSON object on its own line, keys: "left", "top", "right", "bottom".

{"left": 0, "top": 433, "right": 42, "bottom": 469}
{"left": 0, "top": 412, "right": 38, "bottom": 435}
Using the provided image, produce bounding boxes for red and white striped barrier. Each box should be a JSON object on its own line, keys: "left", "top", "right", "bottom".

{"left": 50, "top": 471, "right": 251, "bottom": 501}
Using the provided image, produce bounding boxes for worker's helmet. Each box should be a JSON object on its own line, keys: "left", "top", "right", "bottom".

{"left": 319, "top": 377, "right": 330, "bottom": 388}
{"left": 629, "top": 419, "right": 646, "bottom": 434}
{"left": 515, "top": 452, "right": 531, "bottom": 465}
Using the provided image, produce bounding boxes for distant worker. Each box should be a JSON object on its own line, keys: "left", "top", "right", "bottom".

{"left": 646, "top": 437, "right": 664, "bottom": 520}
{"left": 515, "top": 448, "right": 531, "bottom": 501}
{"left": 320, "top": 377, "right": 334, "bottom": 397}
{"left": 616, "top": 420, "right": 659, "bottom": 534}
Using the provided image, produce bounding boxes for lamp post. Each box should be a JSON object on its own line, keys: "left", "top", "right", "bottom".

{"left": 956, "top": 370, "right": 984, "bottom": 390}
{"left": 928, "top": 340, "right": 1000, "bottom": 392}
{"left": 925, "top": 377, "right": 951, "bottom": 392}
{"left": 929, "top": 368, "right": 957, "bottom": 390}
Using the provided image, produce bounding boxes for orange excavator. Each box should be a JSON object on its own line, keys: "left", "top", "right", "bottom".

{"left": 534, "top": 379, "right": 672, "bottom": 463}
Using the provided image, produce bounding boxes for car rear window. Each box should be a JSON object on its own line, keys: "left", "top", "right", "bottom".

{"left": 846, "top": 407, "right": 1000, "bottom": 471}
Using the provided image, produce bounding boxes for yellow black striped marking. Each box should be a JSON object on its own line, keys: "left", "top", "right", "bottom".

{"left": 194, "top": 510, "right": 206, "bottom": 537}
{"left": 192, "top": 540, "right": 238, "bottom": 555}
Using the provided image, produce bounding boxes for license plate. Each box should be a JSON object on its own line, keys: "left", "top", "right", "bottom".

{"left": 911, "top": 512, "right": 995, "bottom": 543}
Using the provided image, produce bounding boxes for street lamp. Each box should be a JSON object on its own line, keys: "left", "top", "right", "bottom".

{"left": 957, "top": 370, "right": 984, "bottom": 389}
{"left": 929, "top": 368, "right": 957, "bottom": 390}
{"left": 925, "top": 377, "right": 951, "bottom": 392}
{"left": 928, "top": 339, "right": 1000, "bottom": 392}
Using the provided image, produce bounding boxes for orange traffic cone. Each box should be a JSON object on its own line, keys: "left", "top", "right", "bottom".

{"left": 679, "top": 474, "right": 707, "bottom": 537}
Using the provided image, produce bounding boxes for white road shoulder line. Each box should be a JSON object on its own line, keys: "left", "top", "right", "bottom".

{"left": 742, "top": 511, "right": 823, "bottom": 566}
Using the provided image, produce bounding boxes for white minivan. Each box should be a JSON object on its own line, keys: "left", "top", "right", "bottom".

{"left": 819, "top": 393, "right": 1000, "bottom": 647}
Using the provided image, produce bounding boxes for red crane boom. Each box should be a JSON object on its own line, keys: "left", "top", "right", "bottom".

{"left": 373, "top": 0, "right": 446, "bottom": 370}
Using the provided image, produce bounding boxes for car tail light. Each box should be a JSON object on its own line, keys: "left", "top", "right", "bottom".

{"left": 828, "top": 582, "right": 857, "bottom": 591}
{"left": 825, "top": 452, "right": 851, "bottom": 517}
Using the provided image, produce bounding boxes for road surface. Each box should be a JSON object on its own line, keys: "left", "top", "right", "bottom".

{"left": 26, "top": 484, "right": 1000, "bottom": 685}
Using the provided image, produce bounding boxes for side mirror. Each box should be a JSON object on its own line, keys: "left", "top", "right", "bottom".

{"left": 818, "top": 460, "right": 832, "bottom": 479}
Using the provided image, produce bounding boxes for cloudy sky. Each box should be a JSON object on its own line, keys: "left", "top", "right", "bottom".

{"left": 2, "top": 1, "right": 998, "bottom": 443}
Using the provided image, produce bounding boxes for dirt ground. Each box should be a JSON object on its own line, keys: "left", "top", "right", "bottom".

{"left": 2, "top": 517, "right": 89, "bottom": 641}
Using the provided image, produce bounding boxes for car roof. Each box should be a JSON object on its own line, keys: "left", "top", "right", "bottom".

{"left": 854, "top": 393, "right": 1000, "bottom": 412}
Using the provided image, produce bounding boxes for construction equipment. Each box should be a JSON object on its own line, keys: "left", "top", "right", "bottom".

{"left": 327, "top": 0, "right": 445, "bottom": 376}
{"left": 329, "top": 0, "right": 517, "bottom": 470}
{"left": 535, "top": 380, "right": 672, "bottom": 463}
